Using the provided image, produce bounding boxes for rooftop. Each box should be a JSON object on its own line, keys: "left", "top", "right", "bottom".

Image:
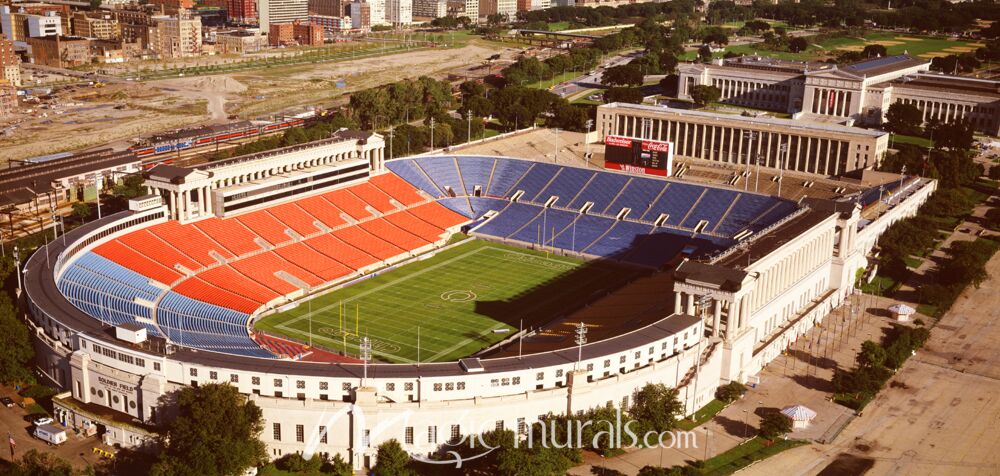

{"left": 842, "top": 54, "right": 929, "bottom": 77}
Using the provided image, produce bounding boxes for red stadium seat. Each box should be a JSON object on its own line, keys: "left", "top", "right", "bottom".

{"left": 237, "top": 211, "right": 293, "bottom": 246}
{"left": 274, "top": 242, "right": 353, "bottom": 282}
{"left": 267, "top": 203, "right": 321, "bottom": 236}
{"left": 150, "top": 220, "right": 234, "bottom": 267}
{"left": 304, "top": 234, "right": 378, "bottom": 270}
{"left": 383, "top": 210, "right": 447, "bottom": 243}
{"left": 322, "top": 189, "right": 371, "bottom": 220}
{"left": 194, "top": 218, "right": 265, "bottom": 256}
{"left": 349, "top": 183, "right": 397, "bottom": 213}
{"left": 408, "top": 202, "right": 469, "bottom": 230}
{"left": 360, "top": 219, "right": 428, "bottom": 251}
{"left": 369, "top": 173, "right": 426, "bottom": 206}
{"left": 92, "top": 240, "right": 183, "bottom": 285}
{"left": 333, "top": 226, "right": 403, "bottom": 261}
{"left": 296, "top": 195, "right": 347, "bottom": 229}
{"left": 118, "top": 230, "right": 202, "bottom": 272}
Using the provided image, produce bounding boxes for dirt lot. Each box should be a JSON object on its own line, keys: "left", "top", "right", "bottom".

{"left": 741, "top": 251, "right": 1000, "bottom": 476}
{"left": 0, "top": 42, "right": 505, "bottom": 162}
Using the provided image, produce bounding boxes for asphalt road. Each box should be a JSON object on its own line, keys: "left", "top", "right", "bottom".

{"left": 550, "top": 51, "right": 641, "bottom": 99}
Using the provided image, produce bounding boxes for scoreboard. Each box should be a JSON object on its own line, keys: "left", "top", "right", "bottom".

{"left": 603, "top": 135, "right": 674, "bottom": 177}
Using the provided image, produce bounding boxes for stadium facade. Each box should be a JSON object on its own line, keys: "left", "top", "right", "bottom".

{"left": 23, "top": 131, "right": 935, "bottom": 469}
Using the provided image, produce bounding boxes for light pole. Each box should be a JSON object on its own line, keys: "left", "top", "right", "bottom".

{"left": 778, "top": 143, "right": 788, "bottom": 197}
{"left": 574, "top": 322, "right": 588, "bottom": 369}
{"left": 94, "top": 175, "right": 102, "bottom": 220}
{"left": 360, "top": 336, "right": 372, "bottom": 384}
{"left": 429, "top": 117, "right": 435, "bottom": 151}
{"left": 742, "top": 131, "right": 757, "bottom": 191}
{"left": 388, "top": 126, "right": 394, "bottom": 160}
{"left": 584, "top": 119, "right": 594, "bottom": 167}
{"left": 553, "top": 127, "right": 560, "bottom": 163}
{"left": 13, "top": 246, "right": 21, "bottom": 295}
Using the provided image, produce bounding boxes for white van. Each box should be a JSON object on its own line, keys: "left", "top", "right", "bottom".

{"left": 34, "top": 424, "right": 67, "bottom": 446}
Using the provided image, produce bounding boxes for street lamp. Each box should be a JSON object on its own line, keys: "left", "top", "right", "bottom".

{"left": 574, "top": 322, "right": 588, "bottom": 369}
{"left": 584, "top": 119, "right": 594, "bottom": 167}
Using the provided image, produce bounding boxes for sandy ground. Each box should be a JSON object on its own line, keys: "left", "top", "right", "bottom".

{"left": 0, "top": 42, "right": 503, "bottom": 162}
{"left": 741, "top": 244, "right": 1000, "bottom": 475}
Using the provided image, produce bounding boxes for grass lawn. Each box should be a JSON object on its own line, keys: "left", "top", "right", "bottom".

{"left": 677, "top": 399, "right": 726, "bottom": 431}
{"left": 255, "top": 240, "right": 639, "bottom": 363}
{"left": 683, "top": 30, "right": 984, "bottom": 62}
{"left": 700, "top": 437, "right": 808, "bottom": 476}
{"left": 891, "top": 134, "right": 932, "bottom": 148}
{"left": 903, "top": 256, "right": 922, "bottom": 269}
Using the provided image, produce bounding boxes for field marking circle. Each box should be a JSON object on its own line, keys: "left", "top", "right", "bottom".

{"left": 440, "top": 290, "right": 477, "bottom": 303}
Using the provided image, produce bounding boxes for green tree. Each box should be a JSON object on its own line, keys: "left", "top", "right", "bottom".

{"left": 602, "top": 64, "right": 644, "bottom": 87}
{"left": 8, "top": 450, "right": 74, "bottom": 476}
{"left": 884, "top": 102, "right": 923, "bottom": 136}
{"left": 373, "top": 439, "right": 415, "bottom": 476}
{"left": 862, "top": 44, "right": 888, "bottom": 58}
{"left": 788, "top": 37, "right": 809, "bottom": 53}
{"left": 758, "top": 412, "right": 793, "bottom": 440}
{"left": 857, "top": 340, "right": 887, "bottom": 370}
{"left": 151, "top": 384, "right": 267, "bottom": 476}
{"left": 660, "top": 74, "right": 679, "bottom": 97}
{"left": 689, "top": 85, "right": 721, "bottom": 107}
{"left": 0, "top": 293, "right": 34, "bottom": 385}
{"left": 630, "top": 383, "right": 683, "bottom": 434}
{"left": 89, "top": 0, "right": 101, "bottom": 10}
{"left": 111, "top": 174, "right": 146, "bottom": 200}
{"left": 323, "top": 453, "right": 353, "bottom": 476}
{"left": 715, "top": 381, "right": 747, "bottom": 403}
{"left": 605, "top": 87, "right": 645, "bottom": 104}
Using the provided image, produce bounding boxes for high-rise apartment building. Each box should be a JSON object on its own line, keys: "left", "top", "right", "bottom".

{"left": 151, "top": 14, "right": 202, "bottom": 58}
{"left": 258, "top": 0, "right": 309, "bottom": 33}
{"left": 386, "top": 0, "right": 411, "bottom": 25}
{"left": 0, "top": 38, "right": 20, "bottom": 87}
{"left": 412, "top": 0, "right": 445, "bottom": 18}
{"left": 227, "top": 0, "right": 258, "bottom": 23}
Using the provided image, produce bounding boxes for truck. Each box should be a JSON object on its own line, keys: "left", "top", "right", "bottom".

{"left": 34, "top": 424, "right": 67, "bottom": 446}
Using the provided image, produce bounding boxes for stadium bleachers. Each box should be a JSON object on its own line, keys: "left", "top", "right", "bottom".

{"left": 59, "top": 156, "right": 799, "bottom": 359}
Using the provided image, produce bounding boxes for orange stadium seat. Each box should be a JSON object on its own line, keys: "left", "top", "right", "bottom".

{"left": 296, "top": 195, "right": 347, "bottom": 229}
{"left": 274, "top": 242, "right": 353, "bottom": 282}
{"left": 359, "top": 219, "right": 428, "bottom": 251}
{"left": 199, "top": 266, "right": 281, "bottom": 303}
{"left": 408, "top": 202, "right": 469, "bottom": 230}
{"left": 267, "top": 203, "right": 321, "bottom": 236}
{"left": 369, "top": 173, "right": 426, "bottom": 206}
{"left": 333, "top": 227, "right": 403, "bottom": 261}
{"left": 383, "top": 210, "right": 447, "bottom": 243}
{"left": 237, "top": 211, "right": 293, "bottom": 246}
{"left": 231, "top": 252, "right": 323, "bottom": 292}
{"left": 348, "top": 183, "right": 397, "bottom": 213}
{"left": 92, "top": 240, "right": 183, "bottom": 285}
{"left": 174, "top": 277, "right": 263, "bottom": 314}
{"left": 117, "top": 230, "right": 202, "bottom": 272}
{"left": 149, "top": 220, "right": 234, "bottom": 267}
{"left": 322, "top": 188, "right": 371, "bottom": 220}
{"left": 193, "top": 218, "right": 265, "bottom": 256}
{"left": 304, "top": 234, "right": 378, "bottom": 270}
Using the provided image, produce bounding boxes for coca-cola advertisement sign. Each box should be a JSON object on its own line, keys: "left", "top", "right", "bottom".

{"left": 604, "top": 136, "right": 674, "bottom": 177}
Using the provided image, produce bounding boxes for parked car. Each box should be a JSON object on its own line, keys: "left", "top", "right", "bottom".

{"left": 0, "top": 397, "right": 13, "bottom": 407}
{"left": 33, "top": 416, "right": 53, "bottom": 426}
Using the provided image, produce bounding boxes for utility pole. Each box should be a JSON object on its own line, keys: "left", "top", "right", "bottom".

{"left": 584, "top": 119, "right": 594, "bottom": 168}
{"left": 95, "top": 175, "right": 102, "bottom": 220}
{"left": 430, "top": 117, "right": 435, "bottom": 151}
{"left": 388, "top": 126, "right": 394, "bottom": 160}
{"left": 553, "top": 128, "right": 560, "bottom": 163}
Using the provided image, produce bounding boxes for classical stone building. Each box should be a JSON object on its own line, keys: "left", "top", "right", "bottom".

{"left": 678, "top": 54, "right": 1000, "bottom": 136}
{"left": 596, "top": 103, "right": 890, "bottom": 177}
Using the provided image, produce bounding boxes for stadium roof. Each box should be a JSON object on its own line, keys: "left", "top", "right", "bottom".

{"left": 842, "top": 54, "right": 929, "bottom": 77}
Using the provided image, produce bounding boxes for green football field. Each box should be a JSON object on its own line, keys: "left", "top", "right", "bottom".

{"left": 254, "top": 239, "right": 641, "bottom": 363}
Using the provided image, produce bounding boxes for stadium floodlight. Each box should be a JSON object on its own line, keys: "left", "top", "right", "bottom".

{"left": 360, "top": 336, "right": 372, "bottom": 383}
{"left": 574, "top": 322, "right": 588, "bottom": 369}
{"left": 778, "top": 143, "right": 789, "bottom": 198}
{"left": 585, "top": 119, "right": 594, "bottom": 167}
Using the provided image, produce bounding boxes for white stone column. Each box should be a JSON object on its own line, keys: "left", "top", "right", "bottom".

{"left": 675, "top": 292, "right": 683, "bottom": 315}
{"left": 713, "top": 300, "right": 722, "bottom": 337}
{"left": 686, "top": 293, "right": 695, "bottom": 316}
{"left": 169, "top": 191, "right": 177, "bottom": 219}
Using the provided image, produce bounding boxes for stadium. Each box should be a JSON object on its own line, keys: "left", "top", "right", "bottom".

{"left": 22, "top": 128, "right": 935, "bottom": 469}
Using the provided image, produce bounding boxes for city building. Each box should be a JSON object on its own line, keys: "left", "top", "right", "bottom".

{"left": 27, "top": 35, "right": 89, "bottom": 67}
{"left": 308, "top": 0, "right": 347, "bottom": 17}
{"left": 226, "top": 0, "right": 258, "bottom": 23}
{"left": 258, "top": 0, "right": 309, "bottom": 34}
{"left": 215, "top": 28, "right": 264, "bottom": 53}
{"left": 412, "top": 0, "right": 445, "bottom": 18}
{"left": 678, "top": 54, "right": 1000, "bottom": 136}
{"left": 385, "top": 0, "right": 411, "bottom": 25}
{"left": 349, "top": 1, "right": 370, "bottom": 31}
{"left": 150, "top": 14, "right": 202, "bottom": 58}
{"left": 596, "top": 102, "right": 890, "bottom": 177}
{"left": 478, "top": 0, "right": 514, "bottom": 19}
{"left": 463, "top": 0, "right": 477, "bottom": 19}
{"left": 146, "top": 0, "right": 195, "bottom": 15}
{"left": 72, "top": 12, "right": 121, "bottom": 40}
{"left": 0, "top": 37, "right": 20, "bottom": 87}
{"left": 367, "top": 0, "right": 385, "bottom": 26}
{"left": 308, "top": 14, "right": 351, "bottom": 33}
{"left": 114, "top": 4, "right": 163, "bottom": 50}
{"left": 0, "top": 79, "right": 16, "bottom": 119}
{"left": 1, "top": 3, "right": 71, "bottom": 42}
{"left": 268, "top": 20, "right": 322, "bottom": 46}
